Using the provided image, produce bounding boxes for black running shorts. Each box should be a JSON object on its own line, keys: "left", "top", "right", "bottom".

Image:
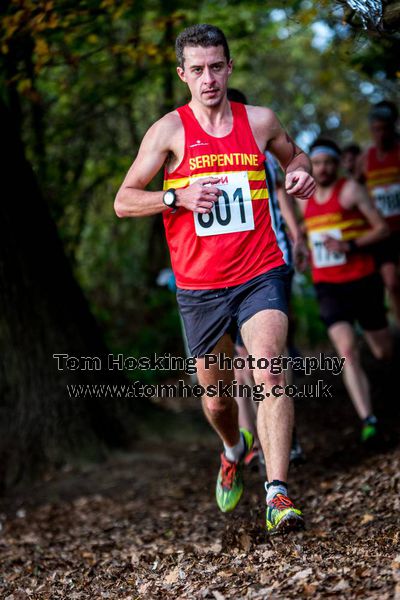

{"left": 176, "top": 265, "right": 292, "bottom": 357}
{"left": 315, "top": 272, "right": 387, "bottom": 331}
{"left": 235, "top": 268, "right": 294, "bottom": 348}
{"left": 370, "top": 231, "right": 400, "bottom": 269}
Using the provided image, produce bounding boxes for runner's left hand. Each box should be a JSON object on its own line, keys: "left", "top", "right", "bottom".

{"left": 323, "top": 237, "right": 348, "bottom": 253}
{"left": 285, "top": 170, "right": 316, "bottom": 199}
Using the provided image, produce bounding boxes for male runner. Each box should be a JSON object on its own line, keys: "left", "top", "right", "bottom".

{"left": 115, "top": 24, "right": 315, "bottom": 534}
{"left": 301, "top": 138, "right": 392, "bottom": 442}
{"left": 342, "top": 143, "right": 361, "bottom": 178}
{"left": 357, "top": 101, "right": 400, "bottom": 324}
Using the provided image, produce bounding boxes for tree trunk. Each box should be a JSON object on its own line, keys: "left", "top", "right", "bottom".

{"left": 0, "top": 98, "right": 142, "bottom": 490}
{"left": 341, "top": 0, "right": 400, "bottom": 33}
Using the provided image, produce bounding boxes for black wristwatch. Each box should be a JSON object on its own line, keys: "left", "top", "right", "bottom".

{"left": 163, "top": 188, "right": 177, "bottom": 208}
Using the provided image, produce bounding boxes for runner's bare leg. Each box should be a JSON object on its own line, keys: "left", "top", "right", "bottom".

{"left": 234, "top": 344, "right": 259, "bottom": 444}
{"left": 364, "top": 327, "right": 393, "bottom": 361}
{"left": 241, "top": 309, "right": 293, "bottom": 483}
{"left": 380, "top": 262, "right": 400, "bottom": 326}
{"left": 197, "top": 333, "right": 240, "bottom": 447}
{"left": 328, "top": 322, "right": 372, "bottom": 419}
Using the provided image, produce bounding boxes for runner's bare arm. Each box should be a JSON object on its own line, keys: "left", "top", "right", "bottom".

{"left": 324, "top": 180, "right": 389, "bottom": 253}
{"left": 276, "top": 186, "right": 303, "bottom": 242}
{"left": 345, "top": 180, "right": 389, "bottom": 247}
{"left": 114, "top": 114, "right": 221, "bottom": 217}
{"left": 248, "top": 107, "right": 316, "bottom": 200}
{"left": 276, "top": 187, "right": 309, "bottom": 272}
{"left": 114, "top": 116, "right": 174, "bottom": 217}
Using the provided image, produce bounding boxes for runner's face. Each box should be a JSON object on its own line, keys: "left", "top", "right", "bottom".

{"left": 370, "top": 119, "right": 395, "bottom": 148}
{"left": 177, "top": 45, "right": 232, "bottom": 107}
{"left": 341, "top": 151, "right": 357, "bottom": 175}
{"left": 311, "top": 154, "right": 338, "bottom": 187}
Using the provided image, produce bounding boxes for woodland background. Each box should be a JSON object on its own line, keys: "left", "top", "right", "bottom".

{"left": 1, "top": 3, "right": 400, "bottom": 598}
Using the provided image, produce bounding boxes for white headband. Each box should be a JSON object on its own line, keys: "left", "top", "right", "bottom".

{"left": 310, "top": 146, "right": 340, "bottom": 159}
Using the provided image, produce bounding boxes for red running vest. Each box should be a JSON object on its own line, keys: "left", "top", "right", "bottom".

{"left": 304, "top": 178, "right": 375, "bottom": 284}
{"left": 163, "top": 101, "right": 284, "bottom": 289}
{"left": 365, "top": 143, "right": 400, "bottom": 232}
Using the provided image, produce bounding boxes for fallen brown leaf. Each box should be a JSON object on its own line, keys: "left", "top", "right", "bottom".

{"left": 164, "top": 566, "right": 180, "bottom": 584}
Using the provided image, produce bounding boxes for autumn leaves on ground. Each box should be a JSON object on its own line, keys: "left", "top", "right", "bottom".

{"left": 0, "top": 344, "right": 399, "bottom": 600}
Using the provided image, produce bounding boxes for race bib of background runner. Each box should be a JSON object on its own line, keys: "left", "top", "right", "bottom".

{"left": 309, "top": 228, "right": 347, "bottom": 268}
{"left": 372, "top": 183, "right": 400, "bottom": 218}
{"left": 192, "top": 171, "right": 255, "bottom": 237}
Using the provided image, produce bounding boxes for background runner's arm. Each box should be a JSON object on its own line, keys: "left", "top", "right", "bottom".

{"left": 324, "top": 180, "right": 389, "bottom": 253}
{"left": 276, "top": 186, "right": 309, "bottom": 271}
{"left": 276, "top": 185, "right": 303, "bottom": 242}
{"left": 345, "top": 181, "right": 389, "bottom": 247}
{"left": 114, "top": 116, "right": 221, "bottom": 218}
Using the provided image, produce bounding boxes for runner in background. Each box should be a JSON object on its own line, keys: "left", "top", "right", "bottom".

{"left": 301, "top": 138, "right": 392, "bottom": 443}
{"left": 357, "top": 101, "right": 400, "bottom": 325}
{"left": 227, "top": 89, "right": 307, "bottom": 469}
{"left": 342, "top": 144, "right": 361, "bottom": 178}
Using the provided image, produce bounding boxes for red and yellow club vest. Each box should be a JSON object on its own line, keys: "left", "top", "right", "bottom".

{"left": 365, "top": 142, "right": 400, "bottom": 232}
{"left": 162, "top": 101, "right": 284, "bottom": 289}
{"left": 304, "top": 178, "right": 375, "bottom": 284}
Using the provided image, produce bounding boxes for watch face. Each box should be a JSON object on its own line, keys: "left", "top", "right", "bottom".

{"left": 164, "top": 190, "right": 175, "bottom": 206}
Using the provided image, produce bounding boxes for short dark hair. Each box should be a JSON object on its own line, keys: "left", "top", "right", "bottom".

{"left": 175, "top": 24, "right": 230, "bottom": 69}
{"left": 310, "top": 137, "right": 341, "bottom": 158}
{"left": 227, "top": 88, "right": 248, "bottom": 104}
{"left": 342, "top": 143, "right": 361, "bottom": 156}
{"left": 369, "top": 100, "right": 398, "bottom": 123}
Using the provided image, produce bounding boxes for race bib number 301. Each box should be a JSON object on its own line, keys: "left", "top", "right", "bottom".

{"left": 309, "top": 229, "right": 347, "bottom": 268}
{"left": 193, "top": 171, "right": 255, "bottom": 237}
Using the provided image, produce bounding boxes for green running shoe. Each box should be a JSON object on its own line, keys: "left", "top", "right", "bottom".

{"left": 361, "top": 423, "right": 377, "bottom": 443}
{"left": 215, "top": 428, "right": 254, "bottom": 513}
{"left": 361, "top": 416, "right": 378, "bottom": 443}
{"left": 266, "top": 493, "right": 304, "bottom": 535}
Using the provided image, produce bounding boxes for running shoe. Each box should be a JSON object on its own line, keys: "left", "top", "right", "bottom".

{"left": 216, "top": 428, "right": 254, "bottom": 513}
{"left": 266, "top": 493, "right": 304, "bottom": 535}
{"left": 361, "top": 422, "right": 378, "bottom": 443}
{"left": 244, "top": 446, "right": 266, "bottom": 475}
{"left": 244, "top": 446, "right": 259, "bottom": 468}
{"left": 361, "top": 416, "right": 378, "bottom": 443}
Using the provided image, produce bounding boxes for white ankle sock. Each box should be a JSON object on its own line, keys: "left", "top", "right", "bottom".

{"left": 265, "top": 481, "right": 288, "bottom": 504}
{"left": 223, "top": 433, "right": 245, "bottom": 462}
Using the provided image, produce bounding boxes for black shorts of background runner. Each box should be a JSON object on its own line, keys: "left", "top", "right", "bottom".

{"left": 315, "top": 272, "right": 387, "bottom": 331}
{"left": 176, "top": 265, "right": 292, "bottom": 357}
{"left": 369, "top": 231, "right": 400, "bottom": 269}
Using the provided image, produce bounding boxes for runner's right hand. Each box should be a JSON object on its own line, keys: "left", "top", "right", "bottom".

{"left": 176, "top": 177, "right": 222, "bottom": 213}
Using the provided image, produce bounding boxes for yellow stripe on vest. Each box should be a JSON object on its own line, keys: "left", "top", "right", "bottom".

{"left": 305, "top": 216, "right": 367, "bottom": 232}
{"left": 163, "top": 169, "right": 266, "bottom": 190}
